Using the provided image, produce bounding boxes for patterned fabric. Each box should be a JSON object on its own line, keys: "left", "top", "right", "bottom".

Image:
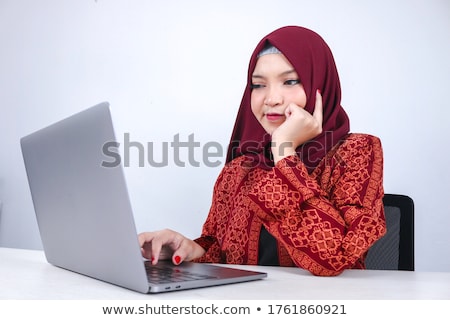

{"left": 194, "top": 133, "right": 386, "bottom": 276}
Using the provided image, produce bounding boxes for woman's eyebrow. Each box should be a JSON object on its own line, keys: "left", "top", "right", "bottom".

{"left": 280, "top": 69, "right": 297, "bottom": 76}
{"left": 251, "top": 69, "right": 297, "bottom": 79}
{"left": 251, "top": 74, "right": 264, "bottom": 79}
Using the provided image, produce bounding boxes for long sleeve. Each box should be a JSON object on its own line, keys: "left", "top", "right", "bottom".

{"left": 248, "top": 134, "right": 386, "bottom": 276}
{"left": 193, "top": 156, "right": 266, "bottom": 264}
{"left": 192, "top": 191, "right": 224, "bottom": 263}
{"left": 192, "top": 162, "right": 244, "bottom": 263}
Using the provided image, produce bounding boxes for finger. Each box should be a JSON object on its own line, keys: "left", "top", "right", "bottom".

{"left": 153, "top": 231, "right": 180, "bottom": 264}
{"left": 313, "top": 89, "right": 323, "bottom": 126}
{"left": 171, "top": 241, "right": 190, "bottom": 265}
{"left": 172, "top": 253, "right": 183, "bottom": 265}
{"left": 284, "top": 104, "right": 292, "bottom": 118}
{"left": 150, "top": 239, "right": 164, "bottom": 265}
{"left": 285, "top": 103, "right": 307, "bottom": 119}
{"left": 138, "top": 232, "right": 157, "bottom": 248}
{"left": 137, "top": 231, "right": 174, "bottom": 265}
{"left": 138, "top": 232, "right": 155, "bottom": 260}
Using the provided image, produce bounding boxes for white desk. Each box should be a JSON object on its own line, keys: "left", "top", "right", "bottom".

{"left": 1, "top": 247, "right": 449, "bottom": 300}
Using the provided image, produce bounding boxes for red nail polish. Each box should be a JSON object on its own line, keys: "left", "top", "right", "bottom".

{"left": 174, "top": 256, "right": 181, "bottom": 264}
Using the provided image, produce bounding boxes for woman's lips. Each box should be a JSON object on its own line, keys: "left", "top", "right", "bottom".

{"left": 266, "top": 113, "right": 285, "bottom": 122}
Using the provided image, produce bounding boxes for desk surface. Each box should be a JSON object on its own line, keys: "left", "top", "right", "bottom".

{"left": 1, "top": 247, "right": 449, "bottom": 300}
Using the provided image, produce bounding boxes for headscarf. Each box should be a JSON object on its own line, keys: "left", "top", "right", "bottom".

{"left": 226, "top": 26, "right": 350, "bottom": 172}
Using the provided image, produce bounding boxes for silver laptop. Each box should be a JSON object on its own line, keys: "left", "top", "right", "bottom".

{"left": 20, "top": 102, "right": 267, "bottom": 293}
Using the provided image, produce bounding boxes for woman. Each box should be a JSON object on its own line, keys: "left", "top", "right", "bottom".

{"left": 139, "top": 26, "right": 386, "bottom": 276}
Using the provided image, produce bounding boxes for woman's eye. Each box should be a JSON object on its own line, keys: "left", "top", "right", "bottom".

{"left": 284, "top": 79, "right": 300, "bottom": 86}
{"left": 251, "top": 83, "right": 264, "bottom": 89}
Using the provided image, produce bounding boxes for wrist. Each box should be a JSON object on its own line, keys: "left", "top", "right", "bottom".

{"left": 271, "top": 141, "right": 296, "bottom": 164}
{"left": 191, "top": 241, "right": 206, "bottom": 260}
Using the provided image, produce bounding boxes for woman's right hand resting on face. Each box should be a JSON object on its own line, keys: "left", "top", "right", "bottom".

{"left": 138, "top": 229, "right": 206, "bottom": 265}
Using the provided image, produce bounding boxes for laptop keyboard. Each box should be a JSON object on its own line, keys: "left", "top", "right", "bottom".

{"left": 144, "top": 262, "right": 217, "bottom": 284}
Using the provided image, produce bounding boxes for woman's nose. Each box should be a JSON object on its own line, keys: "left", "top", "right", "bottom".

{"left": 264, "top": 87, "right": 283, "bottom": 107}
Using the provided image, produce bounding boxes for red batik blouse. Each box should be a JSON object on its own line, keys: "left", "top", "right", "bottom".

{"left": 194, "top": 133, "right": 386, "bottom": 276}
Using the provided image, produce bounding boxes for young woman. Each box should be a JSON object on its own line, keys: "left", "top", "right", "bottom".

{"left": 139, "top": 26, "right": 386, "bottom": 276}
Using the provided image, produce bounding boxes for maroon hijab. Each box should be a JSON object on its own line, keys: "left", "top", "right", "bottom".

{"left": 226, "top": 26, "right": 350, "bottom": 172}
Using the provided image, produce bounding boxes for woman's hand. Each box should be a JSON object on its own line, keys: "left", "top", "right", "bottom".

{"left": 271, "top": 89, "right": 323, "bottom": 163}
{"left": 138, "top": 229, "right": 205, "bottom": 265}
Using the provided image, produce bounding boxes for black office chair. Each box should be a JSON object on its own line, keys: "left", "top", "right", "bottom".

{"left": 365, "top": 194, "right": 415, "bottom": 271}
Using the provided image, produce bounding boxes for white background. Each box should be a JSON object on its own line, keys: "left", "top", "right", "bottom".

{"left": 0, "top": 0, "right": 449, "bottom": 272}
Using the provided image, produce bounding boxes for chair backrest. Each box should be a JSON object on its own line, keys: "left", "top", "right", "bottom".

{"left": 365, "top": 194, "right": 414, "bottom": 271}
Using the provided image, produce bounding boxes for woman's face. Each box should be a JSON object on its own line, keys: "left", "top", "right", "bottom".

{"left": 250, "top": 53, "right": 307, "bottom": 134}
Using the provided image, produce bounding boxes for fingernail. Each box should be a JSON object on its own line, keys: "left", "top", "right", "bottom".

{"left": 317, "top": 89, "right": 321, "bottom": 94}
{"left": 174, "top": 256, "right": 181, "bottom": 264}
